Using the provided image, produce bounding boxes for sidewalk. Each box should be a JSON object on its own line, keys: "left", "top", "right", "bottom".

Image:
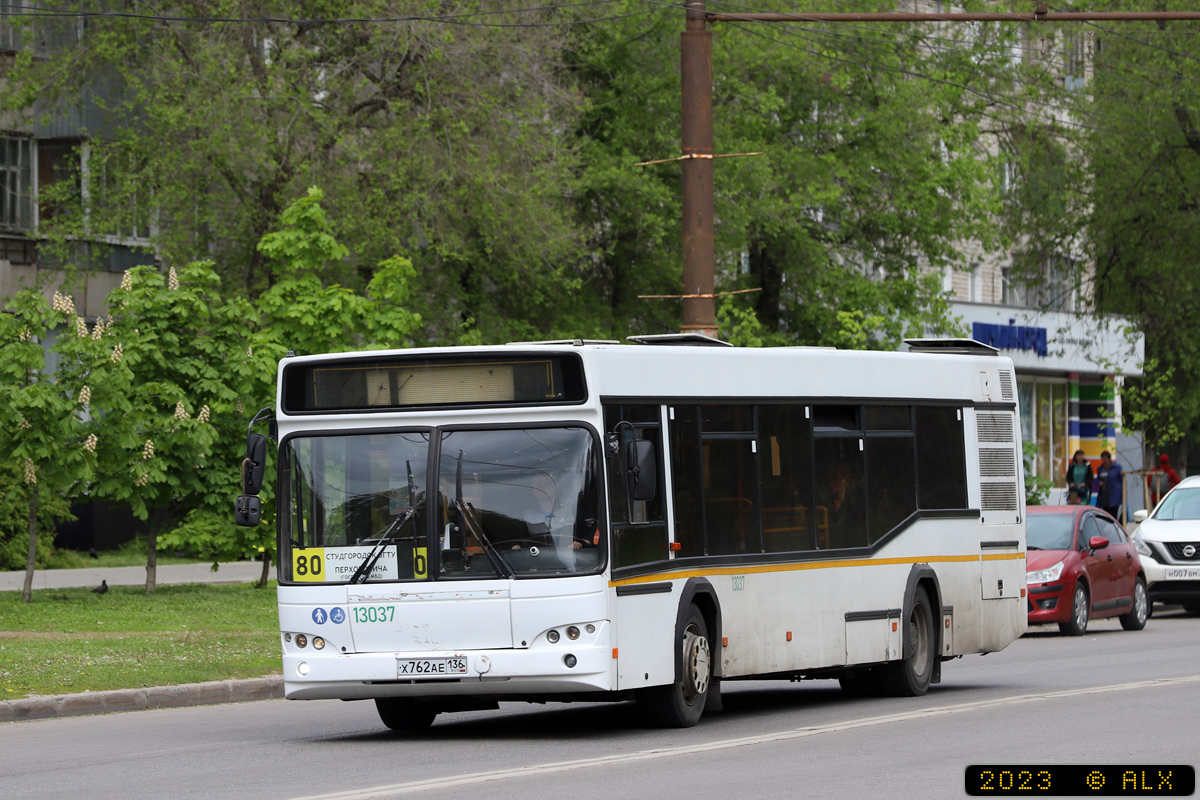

{"left": 0, "top": 677, "right": 284, "bottom": 723}
{"left": 0, "top": 561, "right": 277, "bottom": 592}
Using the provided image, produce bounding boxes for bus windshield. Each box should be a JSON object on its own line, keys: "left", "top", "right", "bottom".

{"left": 281, "top": 427, "right": 602, "bottom": 583}
{"left": 437, "top": 428, "right": 602, "bottom": 578}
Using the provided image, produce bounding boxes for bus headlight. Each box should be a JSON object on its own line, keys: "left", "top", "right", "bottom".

{"left": 1026, "top": 561, "right": 1064, "bottom": 585}
{"left": 312, "top": 637, "right": 325, "bottom": 650}
{"left": 295, "top": 634, "right": 308, "bottom": 648}
{"left": 566, "top": 626, "right": 580, "bottom": 640}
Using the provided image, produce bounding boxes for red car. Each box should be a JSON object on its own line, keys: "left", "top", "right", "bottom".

{"left": 1026, "top": 505, "right": 1149, "bottom": 635}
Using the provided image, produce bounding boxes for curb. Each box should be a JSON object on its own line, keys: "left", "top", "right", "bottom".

{"left": 0, "top": 676, "right": 284, "bottom": 723}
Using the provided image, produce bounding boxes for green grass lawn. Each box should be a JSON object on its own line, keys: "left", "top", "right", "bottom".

{"left": 0, "top": 583, "right": 281, "bottom": 700}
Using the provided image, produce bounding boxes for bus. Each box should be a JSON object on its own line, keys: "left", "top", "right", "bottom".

{"left": 235, "top": 335, "right": 1027, "bottom": 729}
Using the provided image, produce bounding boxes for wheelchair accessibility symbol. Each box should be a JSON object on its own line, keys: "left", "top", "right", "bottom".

{"left": 330, "top": 607, "right": 346, "bottom": 624}
{"left": 312, "top": 608, "right": 327, "bottom": 625}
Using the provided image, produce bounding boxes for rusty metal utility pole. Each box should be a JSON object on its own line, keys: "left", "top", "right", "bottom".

{"left": 680, "top": 0, "right": 716, "bottom": 337}
{"left": 677, "top": 7, "right": 1200, "bottom": 339}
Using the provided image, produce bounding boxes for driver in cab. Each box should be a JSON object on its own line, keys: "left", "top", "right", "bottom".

{"left": 521, "top": 472, "right": 595, "bottom": 568}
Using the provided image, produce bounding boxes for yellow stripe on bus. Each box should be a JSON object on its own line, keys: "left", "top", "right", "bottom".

{"left": 608, "top": 551, "right": 1021, "bottom": 588}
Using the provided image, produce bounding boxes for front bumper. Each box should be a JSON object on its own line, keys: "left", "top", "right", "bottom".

{"left": 282, "top": 644, "right": 613, "bottom": 700}
{"left": 1027, "top": 581, "right": 1070, "bottom": 624}
{"left": 1140, "top": 554, "right": 1200, "bottom": 604}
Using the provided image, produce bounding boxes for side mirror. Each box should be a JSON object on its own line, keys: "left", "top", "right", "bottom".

{"left": 243, "top": 433, "right": 267, "bottom": 495}
{"left": 626, "top": 440, "right": 657, "bottom": 502}
{"left": 235, "top": 495, "right": 262, "bottom": 527}
{"left": 1088, "top": 535, "right": 1110, "bottom": 552}
{"left": 1132, "top": 509, "right": 1149, "bottom": 523}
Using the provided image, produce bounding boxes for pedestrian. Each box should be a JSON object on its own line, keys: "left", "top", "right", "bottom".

{"left": 1147, "top": 453, "right": 1181, "bottom": 508}
{"left": 1065, "top": 449, "right": 1094, "bottom": 505}
{"left": 1095, "top": 450, "right": 1124, "bottom": 522}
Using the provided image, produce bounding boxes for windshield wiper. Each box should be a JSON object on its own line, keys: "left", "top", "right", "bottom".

{"left": 349, "top": 461, "right": 417, "bottom": 585}
{"left": 454, "top": 450, "right": 513, "bottom": 578}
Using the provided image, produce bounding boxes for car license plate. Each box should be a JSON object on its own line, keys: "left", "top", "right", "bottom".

{"left": 397, "top": 657, "right": 467, "bottom": 677}
{"left": 1165, "top": 567, "right": 1200, "bottom": 580}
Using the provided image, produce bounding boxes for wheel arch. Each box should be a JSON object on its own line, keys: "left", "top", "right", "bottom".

{"left": 902, "top": 564, "right": 943, "bottom": 684}
{"left": 675, "top": 577, "right": 722, "bottom": 681}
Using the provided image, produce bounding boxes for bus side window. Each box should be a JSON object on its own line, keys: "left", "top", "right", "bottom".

{"left": 865, "top": 406, "right": 917, "bottom": 542}
{"left": 759, "top": 404, "right": 816, "bottom": 553}
{"left": 915, "top": 406, "right": 968, "bottom": 509}
{"left": 812, "top": 405, "right": 867, "bottom": 550}
{"left": 605, "top": 404, "right": 668, "bottom": 568}
{"left": 669, "top": 405, "right": 704, "bottom": 557}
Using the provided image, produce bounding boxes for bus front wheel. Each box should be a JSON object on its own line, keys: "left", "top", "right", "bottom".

{"left": 638, "top": 604, "right": 711, "bottom": 728}
{"left": 880, "top": 586, "right": 935, "bottom": 697}
{"left": 375, "top": 697, "right": 438, "bottom": 731}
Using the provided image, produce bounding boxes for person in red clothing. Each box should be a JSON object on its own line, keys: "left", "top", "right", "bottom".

{"left": 1147, "top": 453, "right": 1181, "bottom": 508}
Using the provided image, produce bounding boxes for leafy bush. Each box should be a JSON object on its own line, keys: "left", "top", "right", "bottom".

{"left": 0, "top": 466, "right": 75, "bottom": 571}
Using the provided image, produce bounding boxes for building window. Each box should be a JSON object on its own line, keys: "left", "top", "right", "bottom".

{"left": 1019, "top": 379, "right": 1068, "bottom": 488}
{"left": 1003, "top": 257, "right": 1079, "bottom": 311}
{"left": 0, "top": 136, "right": 34, "bottom": 232}
{"left": 38, "top": 138, "right": 83, "bottom": 225}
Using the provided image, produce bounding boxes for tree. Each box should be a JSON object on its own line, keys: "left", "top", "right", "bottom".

{"left": 567, "top": 1, "right": 1017, "bottom": 346}
{"left": 2, "top": 0, "right": 584, "bottom": 344}
{"left": 972, "top": 3, "right": 1200, "bottom": 446}
{"left": 0, "top": 289, "right": 129, "bottom": 602}
{"left": 255, "top": 188, "right": 422, "bottom": 357}
{"left": 94, "top": 263, "right": 259, "bottom": 593}
{"left": 157, "top": 189, "right": 423, "bottom": 587}
{"left": 1081, "top": 5, "right": 1200, "bottom": 446}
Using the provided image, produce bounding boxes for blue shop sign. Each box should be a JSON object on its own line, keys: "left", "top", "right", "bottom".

{"left": 972, "top": 320, "right": 1048, "bottom": 357}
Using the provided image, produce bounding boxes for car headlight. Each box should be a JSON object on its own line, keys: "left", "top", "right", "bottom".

{"left": 1027, "top": 560, "right": 1064, "bottom": 585}
{"left": 1132, "top": 533, "right": 1154, "bottom": 559}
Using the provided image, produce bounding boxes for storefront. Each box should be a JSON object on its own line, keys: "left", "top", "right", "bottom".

{"left": 943, "top": 303, "right": 1144, "bottom": 505}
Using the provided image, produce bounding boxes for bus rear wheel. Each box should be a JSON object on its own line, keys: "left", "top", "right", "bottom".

{"left": 880, "top": 586, "right": 935, "bottom": 697}
{"left": 638, "top": 605, "right": 711, "bottom": 728}
{"left": 375, "top": 698, "right": 438, "bottom": 731}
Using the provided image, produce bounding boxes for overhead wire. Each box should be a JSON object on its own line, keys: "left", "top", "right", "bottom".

{"left": 2, "top": 0, "right": 1197, "bottom": 137}
{"left": 701, "top": 0, "right": 1200, "bottom": 91}
{"left": 666, "top": 0, "right": 1200, "bottom": 137}
{"left": 0, "top": 0, "right": 663, "bottom": 27}
{"left": 708, "top": 13, "right": 1198, "bottom": 140}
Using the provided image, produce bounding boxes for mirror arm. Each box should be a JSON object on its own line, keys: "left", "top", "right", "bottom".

{"left": 248, "top": 406, "right": 274, "bottom": 439}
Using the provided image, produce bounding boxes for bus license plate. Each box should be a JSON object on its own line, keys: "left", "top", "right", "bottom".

{"left": 397, "top": 657, "right": 468, "bottom": 677}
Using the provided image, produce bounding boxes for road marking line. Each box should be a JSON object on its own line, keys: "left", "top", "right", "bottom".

{"left": 292, "top": 674, "right": 1200, "bottom": 800}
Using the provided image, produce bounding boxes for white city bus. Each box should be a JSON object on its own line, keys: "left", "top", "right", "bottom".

{"left": 238, "top": 335, "right": 1027, "bottom": 729}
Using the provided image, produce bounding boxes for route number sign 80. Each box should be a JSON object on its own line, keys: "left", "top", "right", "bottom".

{"left": 292, "top": 548, "right": 327, "bottom": 583}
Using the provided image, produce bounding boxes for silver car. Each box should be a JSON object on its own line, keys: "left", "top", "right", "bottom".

{"left": 1132, "top": 475, "right": 1200, "bottom": 614}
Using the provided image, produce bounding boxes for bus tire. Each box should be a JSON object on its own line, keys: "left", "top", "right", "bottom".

{"left": 880, "top": 586, "right": 935, "bottom": 697}
{"left": 637, "top": 605, "right": 711, "bottom": 728}
{"left": 375, "top": 698, "right": 438, "bottom": 731}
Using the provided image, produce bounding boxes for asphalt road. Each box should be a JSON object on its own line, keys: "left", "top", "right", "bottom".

{"left": 3, "top": 609, "right": 1199, "bottom": 800}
